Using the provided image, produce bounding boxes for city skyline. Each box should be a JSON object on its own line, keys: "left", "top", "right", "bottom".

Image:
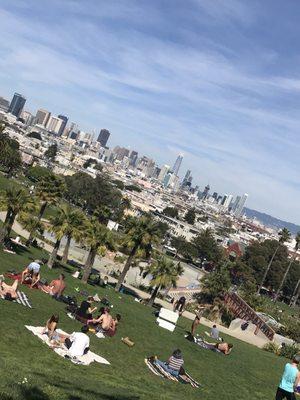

{"left": 0, "top": 1, "right": 299, "bottom": 223}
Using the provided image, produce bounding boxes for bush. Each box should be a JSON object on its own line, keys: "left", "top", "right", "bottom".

{"left": 263, "top": 342, "right": 280, "bottom": 355}
{"left": 279, "top": 344, "right": 299, "bottom": 359}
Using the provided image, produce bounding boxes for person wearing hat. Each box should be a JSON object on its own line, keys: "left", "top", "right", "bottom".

{"left": 276, "top": 354, "right": 300, "bottom": 400}
{"left": 154, "top": 349, "right": 184, "bottom": 377}
{"left": 21, "top": 259, "right": 42, "bottom": 288}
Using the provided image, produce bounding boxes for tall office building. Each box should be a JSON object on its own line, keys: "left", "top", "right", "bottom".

{"left": 231, "top": 195, "right": 241, "bottom": 212}
{"left": 21, "top": 111, "right": 34, "bottom": 126}
{"left": 47, "top": 116, "right": 63, "bottom": 134}
{"left": 129, "top": 150, "right": 138, "bottom": 166}
{"left": 57, "top": 115, "right": 68, "bottom": 136}
{"left": 201, "top": 184, "right": 210, "bottom": 200}
{"left": 172, "top": 154, "right": 183, "bottom": 176}
{"left": 234, "top": 193, "right": 248, "bottom": 218}
{"left": 158, "top": 164, "right": 170, "bottom": 182}
{"left": 223, "top": 194, "right": 233, "bottom": 209}
{"left": 36, "top": 109, "right": 51, "bottom": 127}
{"left": 182, "top": 169, "right": 192, "bottom": 187}
{"left": 97, "top": 129, "right": 110, "bottom": 147}
{"left": 8, "top": 93, "right": 26, "bottom": 118}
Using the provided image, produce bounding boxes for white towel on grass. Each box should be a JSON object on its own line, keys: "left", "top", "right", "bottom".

{"left": 25, "top": 326, "right": 110, "bottom": 365}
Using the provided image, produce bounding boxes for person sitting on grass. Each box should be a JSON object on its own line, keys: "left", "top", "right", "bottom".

{"left": 0, "top": 277, "right": 19, "bottom": 300}
{"left": 64, "top": 325, "right": 90, "bottom": 357}
{"left": 21, "top": 260, "right": 42, "bottom": 288}
{"left": 200, "top": 340, "right": 233, "bottom": 355}
{"left": 275, "top": 354, "right": 300, "bottom": 400}
{"left": 41, "top": 274, "right": 66, "bottom": 298}
{"left": 88, "top": 307, "right": 112, "bottom": 332}
{"left": 105, "top": 314, "right": 121, "bottom": 337}
{"left": 153, "top": 349, "right": 184, "bottom": 377}
{"left": 42, "top": 314, "right": 61, "bottom": 342}
{"left": 76, "top": 296, "right": 97, "bottom": 320}
{"left": 210, "top": 325, "right": 220, "bottom": 340}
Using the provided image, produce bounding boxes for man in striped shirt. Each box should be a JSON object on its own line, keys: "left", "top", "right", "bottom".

{"left": 154, "top": 349, "right": 184, "bottom": 377}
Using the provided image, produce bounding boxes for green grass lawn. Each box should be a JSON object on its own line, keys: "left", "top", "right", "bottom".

{"left": 0, "top": 246, "right": 287, "bottom": 400}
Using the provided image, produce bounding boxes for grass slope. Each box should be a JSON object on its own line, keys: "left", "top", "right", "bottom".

{"left": 0, "top": 246, "right": 286, "bottom": 400}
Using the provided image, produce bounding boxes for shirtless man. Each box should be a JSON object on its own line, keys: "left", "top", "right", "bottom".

{"left": 214, "top": 342, "right": 233, "bottom": 355}
{"left": 91, "top": 307, "right": 112, "bottom": 331}
{"left": 0, "top": 278, "right": 19, "bottom": 300}
{"left": 42, "top": 274, "right": 66, "bottom": 298}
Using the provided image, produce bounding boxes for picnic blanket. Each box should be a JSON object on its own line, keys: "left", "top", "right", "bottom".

{"left": 144, "top": 358, "right": 200, "bottom": 388}
{"left": 5, "top": 273, "right": 42, "bottom": 290}
{"left": 25, "top": 326, "right": 110, "bottom": 366}
{"left": 0, "top": 291, "right": 32, "bottom": 308}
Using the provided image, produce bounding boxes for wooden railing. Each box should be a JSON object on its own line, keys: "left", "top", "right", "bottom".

{"left": 224, "top": 292, "right": 275, "bottom": 340}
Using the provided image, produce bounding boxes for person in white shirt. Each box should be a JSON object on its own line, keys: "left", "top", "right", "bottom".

{"left": 64, "top": 325, "right": 90, "bottom": 357}
{"left": 21, "top": 260, "right": 42, "bottom": 288}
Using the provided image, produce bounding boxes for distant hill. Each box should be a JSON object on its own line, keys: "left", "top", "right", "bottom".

{"left": 244, "top": 208, "right": 300, "bottom": 235}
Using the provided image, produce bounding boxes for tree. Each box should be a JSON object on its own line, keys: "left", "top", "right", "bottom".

{"left": 18, "top": 212, "right": 44, "bottom": 246}
{"left": 274, "top": 232, "right": 300, "bottom": 301}
{"left": 193, "top": 228, "right": 223, "bottom": 264}
{"left": 0, "top": 187, "right": 34, "bottom": 243}
{"left": 64, "top": 172, "right": 122, "bottom": 215}
{"left": 25, "top": 165, "right": 53, "bottom": 182}
{"left": 44, "top": 143, "right": 58, "bottom": 162}
{"left": 257, "top": 228, "right": 291, "bottom": 294}
{"left": 115, "top": 215, "right": 162, "bottom": 292}
{"left": 170, "top": 236, "right": 197, "bottom": 260}
{"left": 35, "top": 175, "right": 65, "bottom": 220}
{"left": 125, "top": 184, "right": 142, "bottom": 193}
{"left": 184, "top": 208, "right": 196, "bottom": 225}
{"left": 144, "top": 257, "right": 183, "bottom": 306}
{"left": 0, "top": 129, "right": 22, "bottom": 176}
{"left": 163, "top": 207, "right": 179, "bottom": 219}
{"left": 200, "top": 264, "right": 231, "bottom": 303}
{"left": 81, "top": 218, "right": 114, "bottom": 283}
{"left": 290, "top": 277, "right": 300, "bottom": 307}
{"left": 47, "top": 205, "right": 86, "bottom": 268}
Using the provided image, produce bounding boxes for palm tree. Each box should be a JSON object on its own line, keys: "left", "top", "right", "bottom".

{"left": 18, "top": 212, "right": 44, "bottom": 246}
{"left": 274, "top": 232, "right": 300, "bottom": 301}
{"left": 59, "top": 206, "right": 85, "bottom": 264}
{"left": 35, "top": 175, "right": 65, "bottom": 220}
{"left": 144, "top": 257, "right": 183, "bottom": 306}
{"left": 257, "top": 228, "right": 291, "bottom": 294}
{"left": 290, "top": 278, "right": 300, "bottom": 307}
{"left": 0, "top": 187, "right": 34, "bottom": 243}
{"left": 81, "top": 218, "right": 114, "bottom": 283}
{"left": 115, "top": 215, "right": 162, "bottom": 292}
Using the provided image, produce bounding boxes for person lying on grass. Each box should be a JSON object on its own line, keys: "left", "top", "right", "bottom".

{"left": 199, "top": 339, "right": 233, "bottom": 355}
{"left": 41, "top": 273, "right": 66, "bottom": 298}
{"left": 275, "top": 354, "right": 300, "bottom": 400}
{"left": 153, "top": 349, "right": 184, "bottom": 377}
{"left": 0, "top": 276, "right": 19, "bottom": 300}
{"left": 21, "top": 260, "right": 42, "bottom": 288}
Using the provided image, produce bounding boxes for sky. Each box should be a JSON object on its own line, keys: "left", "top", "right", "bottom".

{"left": 0, "top": 0, "right": 300, "bottom": 224}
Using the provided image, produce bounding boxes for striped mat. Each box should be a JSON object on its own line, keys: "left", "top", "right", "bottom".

{"left": 144, "top": 358, "right": 200, "bottom": 388}
{"left": 1, "top": 291, "right": 32, "bottom": 308}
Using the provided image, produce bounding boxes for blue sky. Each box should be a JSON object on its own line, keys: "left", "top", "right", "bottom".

{"left": 0, "top": 0, "right": 300, "bottom": 224}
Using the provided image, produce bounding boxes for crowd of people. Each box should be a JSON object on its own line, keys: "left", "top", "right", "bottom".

{"left": 2, "top": 259, "right": 300, "bottom": 398}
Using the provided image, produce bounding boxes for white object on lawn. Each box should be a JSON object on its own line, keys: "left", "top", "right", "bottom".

{"left": 156, "top": 308, "right": 179, "bottom": 332}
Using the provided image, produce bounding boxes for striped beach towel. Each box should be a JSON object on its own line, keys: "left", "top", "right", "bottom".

{"left": 144, "top": 358, "right": 200, "bottom": 388}
{"left": 0, "top": 291, "right": 32, "bottom": 308}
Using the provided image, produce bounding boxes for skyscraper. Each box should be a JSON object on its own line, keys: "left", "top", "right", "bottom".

{"left": 158, "top": 164, "right": 170, "bottom": 182}
{"left": 46, "top": 116, "right": 63, "bottom": 134}
{"left": 8, "top": 93, "right": 26, "bottom": 118}
{"left": 97, "top": 129, "right": 110, "bottom": 147}
{"left": 57, "top": 115, "right": 68, "bottom": 136}
{"left": 223, "top": 194, "right": 233, "bottom": 209}
{"left": 36, "top": 109, "right": 51, "bottom": 126}
{"left": 129, "top": 150, "right": 138, "bottom": 166}
{"left": 234, "top": 194, "right": 248, "bottom": 218}
{"left": 0, "top": 96, "right": 10, "bottom": 112}
{"left": 201, "top": 184, "right": 210, "bottom": 200}
{"left": 172, "top": 154, "right": 183, "bottom": 176}
{"left": 182, "top": 169, "right": 192, "bottom": 187}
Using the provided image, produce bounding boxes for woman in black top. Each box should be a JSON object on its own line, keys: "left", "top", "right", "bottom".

{"left": 76, "top": 296, "right": 97, "bottom": 319}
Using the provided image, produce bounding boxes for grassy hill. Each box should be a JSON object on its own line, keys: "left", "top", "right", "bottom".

{"left": 0, "top": 246, "right": 286, "bottom": 400}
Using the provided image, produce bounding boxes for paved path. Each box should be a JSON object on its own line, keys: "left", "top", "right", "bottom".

{"left": 0, "top": 211, "right": 269, "bottom": 348}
